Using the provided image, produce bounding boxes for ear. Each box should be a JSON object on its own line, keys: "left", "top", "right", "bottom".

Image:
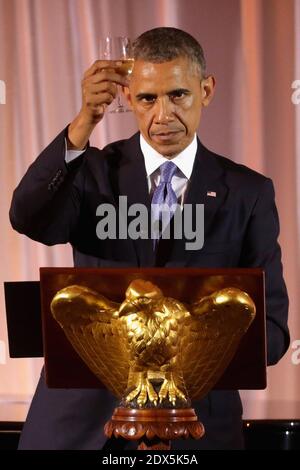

{"left": 123, "top": 86, "right": 133, "bottom": 110}
{"left": 201, "top": 75, "right": 216, "bottom": 107}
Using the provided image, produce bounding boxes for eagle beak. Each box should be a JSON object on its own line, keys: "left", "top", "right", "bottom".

{"left": 118, "top": 299, "right": 139, "bottom": 316}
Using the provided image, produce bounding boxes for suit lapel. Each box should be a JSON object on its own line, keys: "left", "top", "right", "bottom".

{"left": 117, "top": 133, "right": 155, "bottom": 266}
{"left": 184, "top": 139, "right": 229, "bottom": 234}
{"left": 158, "top": 139, "right": 229, "bottom": 266}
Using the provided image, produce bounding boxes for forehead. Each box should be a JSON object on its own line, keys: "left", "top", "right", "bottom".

{"left": 130, "top": 57, "right": 200, "bottom": 91}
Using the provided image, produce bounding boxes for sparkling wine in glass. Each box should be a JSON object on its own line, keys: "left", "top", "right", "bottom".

{"left": 99, "top": 36, "right": 134, "bottom": 113}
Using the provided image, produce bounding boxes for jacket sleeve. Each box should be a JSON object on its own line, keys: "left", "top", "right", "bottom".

{"left": 9, "top": 127, "right": 86, "bottom": 245}
{"left": 239, "top": 178, "right": 289, "bottom": 366}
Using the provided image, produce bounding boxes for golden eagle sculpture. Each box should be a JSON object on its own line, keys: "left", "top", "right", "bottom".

{"left": 50, "top": 279, "right": 255, "bottom": 408}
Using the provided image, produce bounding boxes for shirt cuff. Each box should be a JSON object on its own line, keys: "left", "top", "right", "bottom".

{"left": 64, "top": 138, "right": 86, "bottom": 163}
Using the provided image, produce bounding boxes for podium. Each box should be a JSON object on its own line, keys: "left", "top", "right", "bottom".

{"left": 5, "top": 267, "right": 266, "bottom": 449}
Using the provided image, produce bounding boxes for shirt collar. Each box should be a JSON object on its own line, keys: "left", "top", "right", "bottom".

{"left": 140, "top": 133, "right": 197, "bottom": 180}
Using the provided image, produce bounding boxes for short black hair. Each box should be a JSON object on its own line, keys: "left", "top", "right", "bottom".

{"left": 132, "top": 27, "right": 206, "bottom": 76}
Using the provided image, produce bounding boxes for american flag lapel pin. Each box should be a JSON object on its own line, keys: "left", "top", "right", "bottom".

{"left": 207, "top": 191, "right": 217, "bottom": 197}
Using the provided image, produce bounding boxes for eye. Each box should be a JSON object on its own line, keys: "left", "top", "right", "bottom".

{"left": 169, "top": 90, "right": 189, "bottom": 101}
{"left": 142, "top": 96, "right": 156, "bottom": 104}
{"left": 137, "top": 95, "right": 156, "bottom": 104}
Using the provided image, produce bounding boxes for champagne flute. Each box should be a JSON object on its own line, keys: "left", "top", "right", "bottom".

{"left": 99, "top": 36, "right": 134, "bottom": 113}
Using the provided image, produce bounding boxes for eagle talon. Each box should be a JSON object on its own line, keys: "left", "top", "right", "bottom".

{"left": 159, "top": 375, "right": 187, "bottom": 405}
{"left": 125, "top": 375, "right": 158, "bottom": 406}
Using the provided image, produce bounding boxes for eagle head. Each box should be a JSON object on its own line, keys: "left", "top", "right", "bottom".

{"left": 118, "top": 280, "right": 163, "bottom": 316}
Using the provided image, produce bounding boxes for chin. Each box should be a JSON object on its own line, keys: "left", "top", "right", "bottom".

{"left": 148, "top": 138, "right": 183, "bottom": 155}
{"left": 154, "top": 143, "right": 183, "bottom": 157}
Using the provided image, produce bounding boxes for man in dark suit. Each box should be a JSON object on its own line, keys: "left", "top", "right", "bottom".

{"left": 10, "top": 27, "right": 289, "bottom": 450}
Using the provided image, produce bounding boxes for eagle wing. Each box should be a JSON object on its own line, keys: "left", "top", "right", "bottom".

{"left": 180, "top": 288, "right": 256, "bottom": 400}
{"left": 50, "top": 285, "right": 131, "bottom": 398}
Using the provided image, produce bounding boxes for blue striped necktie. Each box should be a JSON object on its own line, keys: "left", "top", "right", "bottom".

{"left": 151, "top": 161, "right": 178, "bottom": 245}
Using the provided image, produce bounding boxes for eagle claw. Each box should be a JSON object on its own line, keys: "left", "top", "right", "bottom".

{"left": 125, "top": 376, "right": 158, "bottom": 407}
{"left": 159, "top": 375, "right": 187, "bottom": 406}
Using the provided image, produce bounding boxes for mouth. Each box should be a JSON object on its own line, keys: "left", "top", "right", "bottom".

{"left": 151, "top": 130, "right": 183, "bottom": 143}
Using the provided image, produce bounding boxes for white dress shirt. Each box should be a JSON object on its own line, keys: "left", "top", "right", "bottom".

{"left": 140, "top": 134, "right": 197, "bottom": 206}
{"left": 65, "top": 134, "right": 198, "bottom": 205}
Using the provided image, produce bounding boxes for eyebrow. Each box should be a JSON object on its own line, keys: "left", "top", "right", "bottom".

{"left": 135, "top": 88, "right": 190, "bottom": 100}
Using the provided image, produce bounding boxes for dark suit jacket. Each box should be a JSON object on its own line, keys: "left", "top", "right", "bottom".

{"left": 10, "top": 129, "right": 289, "bottom": 450}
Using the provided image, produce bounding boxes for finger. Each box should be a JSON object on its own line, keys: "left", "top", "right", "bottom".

{"left": 85, "top": 92, "right": 115, "bottom": 107}
{"left": 83, "top": 60, "right": 122, "bottom": 79}
{"left": 88, "top": 103, "right": 107, "bottom": 119}
{"left": 85, "top": 70, "right": 129, "bottom": 87}
{"left": 83, "top": 62, "right": 100, "bottom": 80}
{"left": 96, "top": 103, "right": 108, "bottom": 116}
{"left": 85, "top": 82, "right": 118, "bottom": 96}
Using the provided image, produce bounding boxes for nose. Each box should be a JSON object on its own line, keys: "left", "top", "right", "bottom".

{"left": 153, "top": 96, "right": 175, "bottom": 124}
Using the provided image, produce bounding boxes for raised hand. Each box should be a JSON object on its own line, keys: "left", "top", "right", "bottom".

{"left": 67, "top": 60, "right": 129, "bottom": 149}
